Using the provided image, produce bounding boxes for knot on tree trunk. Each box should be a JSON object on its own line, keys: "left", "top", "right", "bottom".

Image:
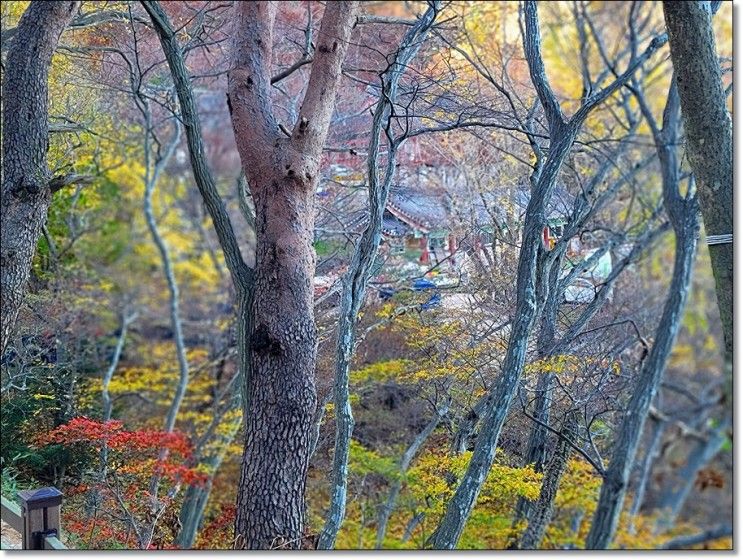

{"left": 11, "top": 176, "right": 48, "bottom": 199}
{"left": 252, "top": 324, "right": 282, "bottom": 356}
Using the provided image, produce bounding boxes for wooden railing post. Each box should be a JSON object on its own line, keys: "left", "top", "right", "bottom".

{"left": 17, "top": 487, "right": 63, "bottom": 550}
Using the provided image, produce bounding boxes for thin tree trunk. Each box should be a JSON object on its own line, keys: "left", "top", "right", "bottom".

{"left": 176, "top": 479, "right": 212, "bottom": 549}
{"left": 427, "top": 25, "right": 584, "bottom": 533}
{"left": 141, "top": 120, "right": 189, "bottom": 432}
{"left": 513, "top": 373, "right": 555, "bottom": 521}
{"left": 627, "top": 416, "right": 665, "bottom": 534}
{"left": 141, "top": 0, "right": 255, "bottom": 431}
{"left": 402, "top": 512, "right": 425, "bottom": 543}
{"left": 427, "top": 130, "right": 575, "bottom": 548}
{"left": 176, "top": 419, "right": 242, "bottom": 549}
{"left": 584, "top": 79, "right": 701, "bottom": 549}
{"left": 101, "top": 310, "right": 137, "bottom": 423}
{"left": 142, "top": 0, "right": 258, "bottom": 548}
{"left": 375, "top": 404, "right": 448, "bottom": 549}
{"left": 518, "top": 413, "right": 578, "bottom": 550}
{"left": 227, "top": 2, "right": 358, "bottom": 548}
{"left": 100, "top": 309, "right": 137, "bottom": 474}
{"left": 0, "top": 0, "right": 80, "bottom": 356}
{"left": 139, "top": 116, "right": 190, "bottom": 547}
{"left": 663, "top": 1, "right": 732, "bottom": 379}
{"left": 317, "top": 4, "right": 439, "bottom": 549}
{"left": 513, "top": 257, "right": 562, "bottom": 523}
{"left": 654, "top": 414, "right": 730, "bottom": 532}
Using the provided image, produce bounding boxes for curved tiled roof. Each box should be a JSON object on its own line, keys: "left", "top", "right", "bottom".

{"left": 386, "top": 187, "right": 450, "bottom": 233}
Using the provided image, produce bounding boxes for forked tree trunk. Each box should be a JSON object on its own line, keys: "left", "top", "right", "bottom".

{"left": 0, "top": 1, "right": 80, "bottom": 356}
{"left": 427, "top": 128, "right": 576, "bottom": 549}
{"left": 227, "top": 1, "right": 358, "bottom": 549}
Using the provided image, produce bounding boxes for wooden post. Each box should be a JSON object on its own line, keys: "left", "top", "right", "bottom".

{"left": 419, "top": 235, "right": 429, "bottom": 264}
{"left": 17, "top": 487, "right": 63, "bottom": 550}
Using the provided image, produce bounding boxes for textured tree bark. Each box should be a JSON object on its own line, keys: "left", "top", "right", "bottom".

{"left": 451, "top": 393, "right": 490, "bottom": 454}
{"left": 0, "top": 0, "right": 80, "bottom": 357}
{"left": 585, "top": 80, "right": 701, "bottom": 549}
{"left": 663, "top": 1, "right": 732, "bottom": 380}
{"left": 227, "top": 2, "right": 358, "bottom": 549}
{"left": 518, "top": 413, "right": 578, "bottom": 550}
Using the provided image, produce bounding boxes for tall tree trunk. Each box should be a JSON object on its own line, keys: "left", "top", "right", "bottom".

{"left": 427, "top": 126, "right": 576, "bottom": 549}
{"left": 427, "top": 3, "right": 579, "bottom": 537}
{"left": 233, "top": 159, "right": 319, "bottom": 551}
{"left": 227, "top": 2, "right": 358, "bottom": 548}
{"left": 0, "top": 0, "right": 80, "bottom": 356}
{"left": 515, "top": 139, "right": 640, "bottom": 526}
{"left": 317, "top": 5, "right": 439, "bottom": 548}
{"left": 141, "top": 119, "right": 188, "bottom": 437}
{"left": 663, "top": 1, "right": 732, "bottom": 381}
{"left": 518, "top": 413, "right": 578, "bottom": 550}
{"left": 513, "top": 256, "right": 562, "bottom": 523}
{"left": 136, "top": 104, "right": 189, "bottom": 549}
{"left": 142, "top": 0, "right": 263, "bottom": 548}
{"left": 585, "top": 80, "right": 701, "bottom": 549}
{"left": 585, "top": 220, "right": 698, "bottom": 549}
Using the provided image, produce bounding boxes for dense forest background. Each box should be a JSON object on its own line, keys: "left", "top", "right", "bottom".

{"left": 0, "top": 0, "right": 733, "bottom": 551}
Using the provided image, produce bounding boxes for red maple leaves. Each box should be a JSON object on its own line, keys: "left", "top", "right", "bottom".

{"left": 38, "top": 417, "right": 207, "bottom": 486}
